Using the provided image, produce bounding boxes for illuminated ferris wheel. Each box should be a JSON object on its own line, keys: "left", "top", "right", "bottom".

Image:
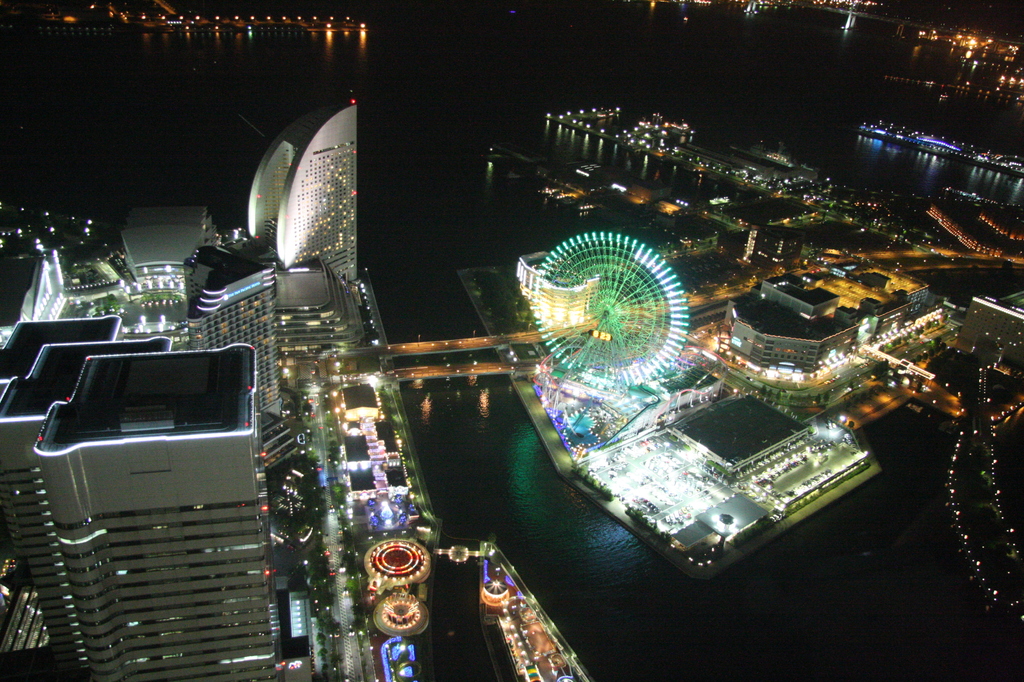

{"left": 535, "top": 232, "right": 689, "bottom": 391}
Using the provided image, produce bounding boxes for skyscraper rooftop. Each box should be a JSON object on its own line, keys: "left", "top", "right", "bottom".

{"left": 0, "top": 317, "right": 121, "bottom": 383}
{"left": 37, "top": 346, "right": 255, "bottom": 450}
{"left": 0, "top": 337, "right": 169, "bottom": 418}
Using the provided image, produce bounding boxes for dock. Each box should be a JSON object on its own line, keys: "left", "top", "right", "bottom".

{"left": 473, "top": 543, "right": 593, "bottom": 682}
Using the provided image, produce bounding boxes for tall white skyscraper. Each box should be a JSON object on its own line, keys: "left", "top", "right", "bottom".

{"left": 0, "top": 317, "right": 135, "bottom": 668}
{"left": 249, "top": 106, "right": 357, "bottom": 281}
{"left": 32, "top": 345, "right": 277, "bottom": 682}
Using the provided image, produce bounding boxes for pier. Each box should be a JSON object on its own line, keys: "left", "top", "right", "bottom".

{"left": 476, "top": 543, "right": 593, "bottom": 682}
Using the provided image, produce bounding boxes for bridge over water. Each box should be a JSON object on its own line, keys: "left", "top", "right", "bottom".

{"left": 335, "top": 330, "right": 547, "bottom": 358}
{"left": 746, "top": 0, "right": 976, "bottom": 36}
{"left": 389, "top": 360, "right": 541, "bottom": 382}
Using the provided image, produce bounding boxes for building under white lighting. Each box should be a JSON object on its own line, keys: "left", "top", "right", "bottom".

{"left": 32, "top": 345, "right": 277, "bottom": 682}
{"left": 276, "top": 263, "right": 365, "bottom": 355}
{"left": 186, "top": 246, "right": 280, "bottom": 414}
{"left": 0, "top": 318, "right": 166, "bottom": 669}
{"left": 249, "top": 106, "right": 358, "bottom": 281}
{"left": 122, "top": 207, "right": 218, "bottom": 290}
{"left": 0, "top": 251, "right": 68, "bottom": 344}
{"left": 958, "top": 292, "right": 1024, "bottom": 366}
{"left": 516, "top": 252, "right": 598, "bottom": 329}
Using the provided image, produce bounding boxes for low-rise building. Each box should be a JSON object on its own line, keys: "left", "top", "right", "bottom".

{"left": 671, "top": 396, "right": 811, "bottom": 478}
{"left": 743, "top": 226, "right": 804, "bottom": 269}
{"left": 724, "top": 268, "right": 937, "bottom": 379}
{"left": 122, "top": 207, "right": 217, "bottom": 290}
{"left": 517, "top": 251, "right": 598, "bottom": 330}
{"left": 726, "top": 278, "right": 857, "bottom": 379}
{"left": 342, "top": 384, "right": 379, "bottom": 420}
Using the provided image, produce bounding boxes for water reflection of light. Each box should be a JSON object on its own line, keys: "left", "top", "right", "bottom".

{"left": 420, "top": 394, "right": 432, "bottom": 423}
{"left": 484, "top": 161, "right": 493, "bottom": 199}
{"left": 1006, "top": 180, "right": 1024, "bottom": 206}
{"left": 356, "top": 26, "right": 368, "bottom": 74}
{"left": 963, "top": 168, "right": 1024, "bottom": 206}
{"left": 916, "top": 152, "right": 945, "bottom": 196}
{"left": 479, "top": 388, "right": 490, "bottom": 418}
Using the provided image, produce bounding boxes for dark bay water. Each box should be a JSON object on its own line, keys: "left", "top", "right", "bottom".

{"left": 2, "top": 1, "right": 1024, "bottom": 676}
{"left": 405, "top": 377, "right": 1021, "bottom": 680}
{"left": 2, "top": 1, "right": 1023, "bottom": 341}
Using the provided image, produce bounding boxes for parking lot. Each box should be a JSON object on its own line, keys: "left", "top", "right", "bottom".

{"left": 741, "top": 430, "right": 866, "bottom": 507}
{"left": 581, "top": 420, "right": 867, "bottom": 533}
{"left": 672, "top": 251, "right": 746, "bottom": 291}
{"left": 584, "top": 435, "right": 736, "bottom": 534}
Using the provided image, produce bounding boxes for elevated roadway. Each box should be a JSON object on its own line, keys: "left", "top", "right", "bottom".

{"left": 860, "top": 345, "right": 935, "bottom": 380}
{"left": 335, "top": 330, "right": 548, "bottom": 358}
{"left": 389, "top": 361, "right": 539, "bottom": 382}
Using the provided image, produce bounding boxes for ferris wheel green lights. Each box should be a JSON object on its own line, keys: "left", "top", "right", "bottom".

{"left": 535, "top": 232, "right": 689, "bottom": 390}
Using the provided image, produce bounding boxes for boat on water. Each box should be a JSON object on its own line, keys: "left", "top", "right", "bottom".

{"left": 858, "top": 121, "right": 1024, "bottom": 179}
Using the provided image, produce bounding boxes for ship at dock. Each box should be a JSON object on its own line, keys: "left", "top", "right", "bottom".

{"left": 858, "top": 122, "right": 1024, "bottom": 179}
{"left": 476, "top": 543, "right": 592, "bottom": 682}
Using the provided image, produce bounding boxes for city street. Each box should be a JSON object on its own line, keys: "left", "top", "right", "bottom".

{"left": 310, "top": 387, "right": 366, "bottom": 682}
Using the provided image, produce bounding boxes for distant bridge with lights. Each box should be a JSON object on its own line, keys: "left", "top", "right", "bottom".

{"left": 746, "top": 0, "right": 956, "bottom": 35}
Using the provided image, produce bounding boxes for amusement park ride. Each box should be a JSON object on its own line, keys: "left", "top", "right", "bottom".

{"left": 527, "top": 232, "right": 724, "bottom": 453}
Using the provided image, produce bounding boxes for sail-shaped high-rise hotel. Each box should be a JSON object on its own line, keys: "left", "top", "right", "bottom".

{"left": 248, "top": 105, "right": 357, "bottom": 281}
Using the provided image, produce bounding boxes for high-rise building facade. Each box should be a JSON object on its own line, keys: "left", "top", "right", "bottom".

{"left": 186, "top": 246, "right": 280, "bottom": 414}
{"left": 249, "top": 106, "right": 357, "bottom": 281}
{"left": 32, "top": 345, "right": 276, "bottom": 682}
{"left": 0, "top": 318, "right": 129, "bottom": 668}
